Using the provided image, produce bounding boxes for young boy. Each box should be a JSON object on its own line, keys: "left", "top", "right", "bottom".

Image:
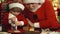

{"left": 2, "top": 3, "right": 28, "bottom": 32}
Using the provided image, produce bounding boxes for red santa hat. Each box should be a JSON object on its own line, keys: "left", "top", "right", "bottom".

{"left": 9, "top": 3, "right": 25, "bottom": 10}
{"left": 23, "top": 0, "right": 45, "bottom": 4}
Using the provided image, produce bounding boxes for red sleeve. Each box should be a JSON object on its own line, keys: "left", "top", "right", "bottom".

{"left": 21, "top": 14, "right": 28, "bottom": 25}
{"left": 2, "top": 13, "right": 9, "bottom": 24}
{"left": 42, "top": 0, "right": 60, "bottom": 28}
{"left": 2, "top": 13, "right": 11, "bottom": 31}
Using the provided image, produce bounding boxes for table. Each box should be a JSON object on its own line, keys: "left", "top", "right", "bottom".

{"left": 0, "top": 32, "right": 11, "bottom": 34}
{"left": 8, "top": 31, "right": 40, "bottom": 34}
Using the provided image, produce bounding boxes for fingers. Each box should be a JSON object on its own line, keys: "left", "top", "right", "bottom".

{"left": 10, "top": 17, "right": 17, "bottom": 22}
{"left": 15, "top": 21, "right": 21, "bottom": 26}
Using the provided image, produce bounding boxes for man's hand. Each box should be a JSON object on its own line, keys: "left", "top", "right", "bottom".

{"left": 27, "top": 19, "right": 34, "bottom": 27}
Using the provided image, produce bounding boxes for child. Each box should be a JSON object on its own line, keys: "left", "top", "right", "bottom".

{"left": 2, "top": 3, "right": 28, "bottom": 32}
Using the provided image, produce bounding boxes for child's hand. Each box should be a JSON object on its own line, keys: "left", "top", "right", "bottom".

{"left": 15, "top": 21, "right": 24, "bottom": 26}
{"left": 15, "top": 21, "right": 21, "bottom": 26}
{"left": 10, "top": 17, "right": 17, "bottom": 22}
{"left": 9, "top": 17, "right": 17, "bottom": 24}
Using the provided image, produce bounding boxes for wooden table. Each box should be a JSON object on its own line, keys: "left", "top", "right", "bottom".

{"left": 23, "top": 31, "right": 40, "bottom": 34}
{"left": 0, "top": 32, "right": 11, "bottom": 34}
{"left": 8, "top": 30, "right": 22, "bottom": 34}
{"left": 8, "top": 31, "right": 40, "bottom": 34}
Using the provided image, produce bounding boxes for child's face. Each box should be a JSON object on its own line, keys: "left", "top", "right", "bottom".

{"left": 10, "top": 7, "right": 22, "bottom": 16}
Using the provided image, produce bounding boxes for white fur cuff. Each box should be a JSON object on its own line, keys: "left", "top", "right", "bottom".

{"left": 34, "top": 22, "right": 40, "bottom": 28}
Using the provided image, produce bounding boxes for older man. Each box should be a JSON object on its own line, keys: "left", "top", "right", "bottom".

{"left": 23, "top": 0, "right": 60, "bottom": 32}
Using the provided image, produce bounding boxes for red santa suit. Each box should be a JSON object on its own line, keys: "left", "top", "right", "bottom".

{"left": 23, "top": 0, "right": 60, "bottom": 30}
{"left": 2, "top": 3, "right": 28, "bottom": 32}
{"left": 2, "top": 12, "right": 28, "bottom": 32}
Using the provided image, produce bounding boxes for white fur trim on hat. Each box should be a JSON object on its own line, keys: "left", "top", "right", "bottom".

{"left": 39, "top": 0, "right": 45, "bottom": 4}
{"left": 23, "top": 0, "right": 45, "bottom": 4}
{"left": 9, "top": 3, "right": 25, "bottom": 10}
{"left": 23, "top": 0, "right": 40, "bottom": 3}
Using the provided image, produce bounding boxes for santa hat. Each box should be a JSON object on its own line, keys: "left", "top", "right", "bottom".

{"left": 23, "top": 0, "right": 45, "bottom": 4}
{"left": 9, "top": 3, "right": 25, "bottom": 10}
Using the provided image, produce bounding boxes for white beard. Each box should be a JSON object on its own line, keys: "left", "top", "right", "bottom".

{"left": 31, "top": 5, "right": 41, "bottom": 12}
